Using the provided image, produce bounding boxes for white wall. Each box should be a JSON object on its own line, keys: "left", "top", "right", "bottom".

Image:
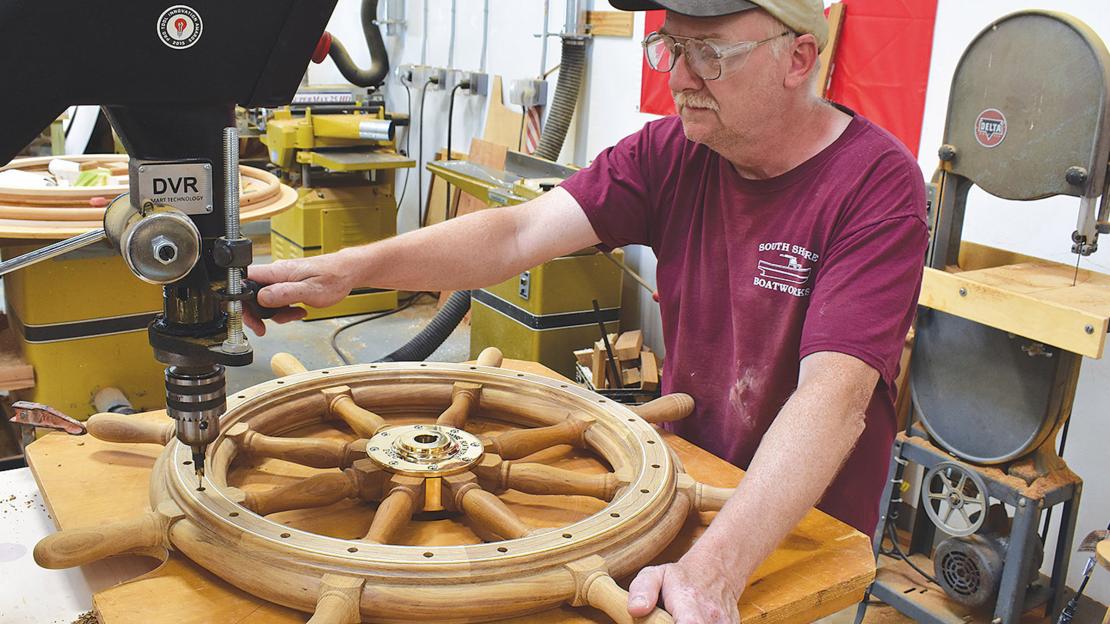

{"left": 921, "top": 0, "right": 1110, "bottom": 605}
{"left": 308, "top": 0, "right": 1110, "bottom": 604}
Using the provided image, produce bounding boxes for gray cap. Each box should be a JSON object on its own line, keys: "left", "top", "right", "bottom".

{"left": 610, "top": 0, "right": 828, "bottom": 51}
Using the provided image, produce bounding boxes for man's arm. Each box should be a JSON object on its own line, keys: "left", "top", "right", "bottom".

{"left": 628, "top": 351, "right": 879, "bottom": 622}
{"left": 245, "top": 187, "right": 599, "bottom": 334}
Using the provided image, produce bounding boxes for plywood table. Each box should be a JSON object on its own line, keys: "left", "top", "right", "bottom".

{"left": 25, "top": 360, "right": 873, "bottom": 623}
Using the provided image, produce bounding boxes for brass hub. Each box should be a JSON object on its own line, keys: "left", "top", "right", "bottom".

{"left": 366, "top": 424, "right": 483, "bottom": 478}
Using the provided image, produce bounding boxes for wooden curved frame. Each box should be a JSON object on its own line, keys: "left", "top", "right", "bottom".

{"left": 0, "top": 154, "right": 296, "bottom": 239}
{"left": 35, "top": 351, "right": 734, "bottom": 623}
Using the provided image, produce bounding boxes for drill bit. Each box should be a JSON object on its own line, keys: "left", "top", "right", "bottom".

{"left": 193, "top": 447, "right": 206, "bottom": 491}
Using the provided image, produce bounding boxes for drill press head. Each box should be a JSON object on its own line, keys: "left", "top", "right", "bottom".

{"left": 0, "top": 1, "right": 339, "bottom": 483}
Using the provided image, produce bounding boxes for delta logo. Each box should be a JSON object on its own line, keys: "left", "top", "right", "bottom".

{"left": 974, "top": 108, "right": 1007, "bottom": 148}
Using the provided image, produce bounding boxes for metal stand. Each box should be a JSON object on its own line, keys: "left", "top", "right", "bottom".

{"left": 856, "top": 433, "right": 1082, "bottom": 624}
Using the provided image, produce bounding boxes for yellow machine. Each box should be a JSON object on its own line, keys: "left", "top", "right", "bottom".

{"left": 261, "top": 90, "right": 414, "bottom": 319}
{"left": 428, "top": 152, "right": 623, "bottom": 378}
{"left": 3, "top": 243, "right": 165, "bottom": 418}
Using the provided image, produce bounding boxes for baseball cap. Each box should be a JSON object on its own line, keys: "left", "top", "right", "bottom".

{"left": 609, "top": 0, "right": 829, "bottom": 51}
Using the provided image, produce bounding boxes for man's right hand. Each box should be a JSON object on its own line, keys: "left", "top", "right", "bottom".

{"left": 245, "top": 255, "right": 354, "bottom": 336}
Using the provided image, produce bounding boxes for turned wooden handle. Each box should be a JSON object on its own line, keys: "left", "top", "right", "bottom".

{"left": 476, "top": 347, "right": 503, "bottom": 368}
{"left": 692, "top": 482, "right": 734, "bottom": 512}
{"left": 307, "top": 574, "right": 363, "bottom": 624}
{"left": 459, "top": 487, "right": 531, "bottom": 539}
{"left": 587, "top": 574, "right": 674, "bottom": 624}
{"left": 34, "top": 512, "right": 168, "bottom": 569}
{"left": 506, "top": 463, "right": 619, "bottom": 501}
{"left": 271, "top": 352, "right": 308, "bottom": 377}
{"left": 631, "top": 394, "right": 694, "bottom": 424}
{"left": 227, "top": 424, "right": 353, "bottom": 469}
{"left": 364, "top": 488, "right": 417, "bottom": 544}
{"left": 487, "top": 418, "right": 591, "bottom": 459}
{"left": 87, "top": 413, "right": 175, "bottom": 445}
{"left": 244, "top": 471, "right": 359, "bottom": 516}
{"left": 330, "top": 395, "right": 386, "bottom": 438}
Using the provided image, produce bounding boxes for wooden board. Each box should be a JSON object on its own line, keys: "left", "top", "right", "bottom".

{"left": 816, "top": 3, "right": 845, "bottom": 98}
{"left": 26, "top": 360, "right": 874, "bottom": 623}
{"left": 585, "top": 11, "right": 635, "bottom": 38}
{"left": 482, "top": 76, "right": 525, "bottom": 152}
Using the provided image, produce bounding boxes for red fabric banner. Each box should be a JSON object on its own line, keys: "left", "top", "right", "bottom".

{"left": 638, "top": 2, "right": 939, "bottom": 156}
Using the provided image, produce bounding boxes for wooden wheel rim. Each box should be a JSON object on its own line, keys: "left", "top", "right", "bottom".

{"left": 152, "top": 362, "right": 691, "bottom": 619}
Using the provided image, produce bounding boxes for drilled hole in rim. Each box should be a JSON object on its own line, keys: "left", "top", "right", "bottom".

{"left": 628, "top": 418, "right": 636, "bottom": 422}
{"left": 610, "top": 512, "right": 621, "bottom": 518}
{"left": 348, "top": 547, "right": 359, "bottom": 553}
{"left": 469, "top": 366, "right": 477, "bottom": 370}
{"left": 370, "top": 365, "right": 378, "bottom": 368}
{"left": 517, "top": 373, "right": 525, "bottom": 377}
{"left": 651, "top": 464, "right": 660, "bottom": 469}
{"left": 183, "top": 460, "right": 192, "bottom": 465}
{"left": 497, "top": 547, "right": 508, "bottom": 553}
{"left": 423, "top": 552, "right": 434, "bottom": 558}
{"left": 562, "top": 533, "right": 573, "bottom": 539}
{"left": 276, "top": 380, "right": 284, "bottom": 384}
{"left": 321, "top": 371, "right": 329, "bottom": 374}
{"left": 237, "top": 395, "right": 245, "bottom": 399}
{"left": 646, "top": 440, "right": 656, "bottom": 444}
{"left": 420, "top": 363, "right": 427, "bottom": 367}
{"left": 560, "top": 384, "right": 568, "bottom": 388}
{"left": 599, "top": 399, "right": 606, "bottom": 403}
{"left": 229, "top": 512, "right": 239, "bottom": 517}
{"left": 640, "top": 489, "right": 650, "bottom": 494}
{"left": 414, "top": 434, "right": 438, "bottom": 444}
{"left": 280, "top": 533, "right": 291, "bottom": 538}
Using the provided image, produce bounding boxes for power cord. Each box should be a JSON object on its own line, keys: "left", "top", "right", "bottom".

{"left": 445, "top": 81, "right": 468, "bottom": 220}
{"left": 329, "top": 292, "right": 436, "bottom": 365}
{"left": 395, "top": 82, "right": 413, "bottom": 215}
{"left": 518, "top": 104, "right": 526, "bottom": 152}
{"left": 417, "top": 77, "right": 438, "bottom": 228}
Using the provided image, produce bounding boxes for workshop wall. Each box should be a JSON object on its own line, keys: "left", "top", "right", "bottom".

{"left": 920, "top": 0, "right": 1110, "bottom": 605}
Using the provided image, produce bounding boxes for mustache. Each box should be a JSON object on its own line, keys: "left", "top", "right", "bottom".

{"left": 673, "top": 91, "right": 720, "bottom": 112}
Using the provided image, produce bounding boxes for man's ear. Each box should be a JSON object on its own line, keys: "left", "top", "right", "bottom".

{"left": 783, "top": 33, "right": 820, "bottom": 90}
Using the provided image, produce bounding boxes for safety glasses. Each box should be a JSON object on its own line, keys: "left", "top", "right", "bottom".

{"left": 642, "top": 30, "right": 791, "bottom": 81}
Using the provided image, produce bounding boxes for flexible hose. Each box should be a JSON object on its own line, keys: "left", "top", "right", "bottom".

{"left": 327, "top": 0, "right": 389, "bottom": 88}
{"left": 377, "top": 291, "right": 472, "bottom": 362}
{"left": 534, "top": 38, "right": 587, "bottom": 162}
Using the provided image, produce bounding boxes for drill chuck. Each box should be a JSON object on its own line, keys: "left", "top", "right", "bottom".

{"left": 165, "top": 365, "right": 226, "bottom": 480}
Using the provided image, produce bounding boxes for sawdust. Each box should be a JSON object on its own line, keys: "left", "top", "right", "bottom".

{"left": 72, "top": 611, "right": 98, "bottom": 624}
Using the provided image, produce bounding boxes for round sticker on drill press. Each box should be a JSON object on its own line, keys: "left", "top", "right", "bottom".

{"left": 157, "top": 5, "right": 203, "bottom": 49}
{"left": 974, "top": 108, "right": 1007, "bottom": 148}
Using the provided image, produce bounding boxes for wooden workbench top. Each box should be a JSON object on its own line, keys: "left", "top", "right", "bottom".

{"left": 26, "top": 360, "right": 873, "bottom": 623}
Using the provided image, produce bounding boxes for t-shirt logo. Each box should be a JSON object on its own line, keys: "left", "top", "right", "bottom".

{"left": 753, "top": 242, "right": 818, "bottom": 297}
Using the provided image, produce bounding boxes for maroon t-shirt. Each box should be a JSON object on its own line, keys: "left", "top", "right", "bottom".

{"left": 560, "top": 112, "right": 927, "bottom": 534}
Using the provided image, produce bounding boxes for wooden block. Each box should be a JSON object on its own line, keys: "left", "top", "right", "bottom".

{"left": 614, "top": 330, "right": 643, "bottom": 361}
{"left": 621, "top": 367, "right": 641, "bottom": 388}
{"left": 454, "top": 138, "right": 509, "bottom": 219}
{"left": 481, "top": 75, "right": 525, "bottom": 151}
{"left": 619, "top": 357, "right": 640, "bottom": 371}
{"left": 573, "top": 348, "right": 593, "bottom": 368}
{"left": 585, "top": 11, "right": 635, "bottom": 37}
{"left": 590, "top": 346, "right": 605, "bottom": 389}
{"left": 640, "top": 351, "right": 659, "bottom": 392}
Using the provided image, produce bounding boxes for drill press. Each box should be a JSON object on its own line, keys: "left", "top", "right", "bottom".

{"left": 0, "top": 0, "right": 340, "bottom": 485}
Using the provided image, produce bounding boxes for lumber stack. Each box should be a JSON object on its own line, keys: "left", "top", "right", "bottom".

{"left": 573, "top": 330, "right": 659, "bottom": 391}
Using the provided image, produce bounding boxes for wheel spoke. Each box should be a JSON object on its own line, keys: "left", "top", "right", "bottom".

{"left": 437, "top": 382, "right": 483, "bottom": 429}
{"left": 500, "top": 462, "right": 620, "bottom": 501}
{"left": 225, "top": 423, "right": 363, "bottom": 469}
{"left": 444, "top": 477, "right": 531, "bottom": 540}
{"left": 943, "top": 503, "right": 955, "bottom": 524}
{"left": 484, "top": 417, "right": 593, "bottom": 460}
{"left": 364, "top": 488, "right": 418, "bottom": 544}
{"left": 957, "top": 505, "right": 972, "bottom": 527}
{"left": 243, "top": 470, "right": 360, "bottom": 516}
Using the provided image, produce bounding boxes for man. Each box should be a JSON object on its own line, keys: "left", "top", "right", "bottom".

{"left": 247, "top": 0, "right": 927, "bottom": 621}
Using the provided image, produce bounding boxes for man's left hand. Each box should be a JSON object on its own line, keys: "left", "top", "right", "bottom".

{"left": 627, "top": 558, "right": 742, "bottom": 623}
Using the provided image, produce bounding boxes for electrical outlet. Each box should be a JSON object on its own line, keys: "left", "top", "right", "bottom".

{"left": 509, "top": 78, "right": 548, "bottom": 107}
{"left": 423, "top": 66, "right": 446, "bottom": 90}
{"left": 396, "top": 64, "right": 416, "bottom": 86}
{"left": 467, "top": 72, "right": 490, "bottom": 97}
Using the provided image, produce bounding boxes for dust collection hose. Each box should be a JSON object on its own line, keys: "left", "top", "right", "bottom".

{"left": 534, "top": 38, "right": 588, "bottom": 162}
{"left": 377, "top": 291, "right": 472, "bottom": 362}
{"left": 327, "top": 0, "right": 389, "bottom": 88}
